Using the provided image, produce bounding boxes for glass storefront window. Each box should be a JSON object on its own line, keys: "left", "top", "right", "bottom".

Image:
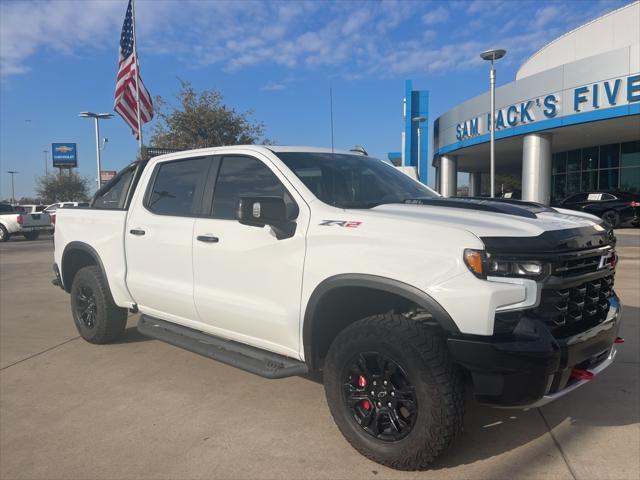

{"left": 581, "top": 169, "right": 598, "bottom": 191}
{"left": 552, "top": 174, "right": 566, "bottom": 202}
{"left": 581, "top": 147, "right": 598, "bottom": 170}
{"left": 600, "top": 144, "right": 620, "bottom": 169}
{"left": 552, "top": 152, "right": 566, "bottom": 174}
{"left": 599, "top": 168, "right": 619, "bottom": 190}
{"left": 621, "top": 141, "right": 640, "bottom": 168}
{"left": 620, "top": 167, "right": 640, "bottom": 193}
{"left": 567, "top": 172, "right": 581, "bottom": 196}
{"left": 567, "top": 150, "right": 580, "bottom": 172}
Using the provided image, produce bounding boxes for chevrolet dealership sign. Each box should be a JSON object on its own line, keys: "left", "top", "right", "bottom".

{"left": 455, "top": 73, "right": 640, "bottom": 141}
{"left": 51, "top": 143, "right": 78, "bottom": 167}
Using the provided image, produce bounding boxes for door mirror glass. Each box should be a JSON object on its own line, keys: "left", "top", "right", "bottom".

{"left": 237, "top": 196, "right": 298, "bottom": 239}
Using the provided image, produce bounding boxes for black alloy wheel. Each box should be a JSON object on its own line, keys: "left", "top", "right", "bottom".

{"left": 343, "top": 352, "right": 417, "bottom": 442}
{"left": 75, "top": 285, "right": 98, "bottom": 329}
{"left": 70, "top": 266, "right": 127, "bottom": 344}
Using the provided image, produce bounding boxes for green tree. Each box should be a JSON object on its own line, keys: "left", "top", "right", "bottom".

{"left": 35, "top": 172, "right": 91, "bottom": 204}
{"left": 149, "top": 80, "right": 269, "bottom": 150}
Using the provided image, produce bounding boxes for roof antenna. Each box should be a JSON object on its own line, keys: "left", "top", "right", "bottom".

{"left": 330, "top": 85, "right": 335, "bottom": 153}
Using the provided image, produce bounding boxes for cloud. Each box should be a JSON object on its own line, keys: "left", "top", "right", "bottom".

{"left": 0, "top": 0, "right": 631, "bottom": 81}
{"left": 422, "top": 6, "right": 449, "bottom": 26}
{"left": 260, "top": 83, "right": 286, "bottom": 91}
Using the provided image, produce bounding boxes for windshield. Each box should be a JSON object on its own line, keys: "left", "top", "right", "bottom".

{"left": 276, "top": 152, "right": 438, "bottom": 209}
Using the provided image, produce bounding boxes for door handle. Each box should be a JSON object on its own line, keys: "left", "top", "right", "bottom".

{"left": 197, "top": 235, "right": 219, "bottom": 243}
{"left": 129, "top": 229, "right": 146, "bottom": 236}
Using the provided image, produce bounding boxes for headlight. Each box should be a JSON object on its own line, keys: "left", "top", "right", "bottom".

{"left": 464, "top": 249, "right": 549, "bottom": 280}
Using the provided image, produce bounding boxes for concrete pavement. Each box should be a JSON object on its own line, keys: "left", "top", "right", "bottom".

{"left": 0, "top": 232, "right": 638, "bottom": 479}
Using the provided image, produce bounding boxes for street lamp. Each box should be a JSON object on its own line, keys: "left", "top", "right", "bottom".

{"left": 79, "top": 111, "right": 113, "bottom": 188}
{"left": 42, "top": 150, "right": 49, "bottom": 175}
{"left": 480, "top": 48, "right": 506, "bottom": 198}
{"left": 412, "top": 116, "right": 427, "bottom": 181}
{"left": 6, "top": 170, "right": 19, "bottom": 205}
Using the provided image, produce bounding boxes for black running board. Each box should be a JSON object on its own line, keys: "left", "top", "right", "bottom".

{"left": 137, "top": 315, "right": 308, "bottom": 379}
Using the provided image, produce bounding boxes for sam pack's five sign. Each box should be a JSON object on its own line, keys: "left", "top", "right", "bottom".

{"left": 455, "top": 74, "right": 640, "bottom": 141}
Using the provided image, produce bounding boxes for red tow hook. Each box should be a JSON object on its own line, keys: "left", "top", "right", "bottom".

{"left": 571, "top": 368, "right": 595, "bottom": 381}
{"left": 615, "top": 337, "right": 625, "bottom": 344}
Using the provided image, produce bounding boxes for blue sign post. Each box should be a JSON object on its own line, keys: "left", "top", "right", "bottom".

{"left": 51, "top": 143, "right": 78, "bottom": 168}
{"left": 403, "top": 80, "right": 429, "bottom": 184}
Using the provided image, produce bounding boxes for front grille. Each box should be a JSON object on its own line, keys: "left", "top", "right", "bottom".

{"left": 536, "top": 275, "right": 613, "bottom": 331}
{"left": 553, "top": 254, "right": 603, "bottom": 277}
{"left": 493, "top": 247, "right": 616, "bottom": 336}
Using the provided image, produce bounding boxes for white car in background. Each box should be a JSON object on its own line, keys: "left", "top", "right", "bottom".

{"left": 0, "top": 204, "right": 51, "bottom": 241}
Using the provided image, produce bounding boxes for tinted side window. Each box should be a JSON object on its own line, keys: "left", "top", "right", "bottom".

{"left": 565, "top": 193, "right": 588, "bottom": 203}
{"left": 93, "top": 166, "right": 135, "bottom": 210}
{"left": 212, "top": 156, "right": 287, "bottom": 220}
{"left": 147, "top": 157, "right": 208, "bottom": 216}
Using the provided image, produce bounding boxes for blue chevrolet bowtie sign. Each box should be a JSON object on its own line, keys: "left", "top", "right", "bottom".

{"left": 51, "top": 143, "right": 78, "bottom": 167}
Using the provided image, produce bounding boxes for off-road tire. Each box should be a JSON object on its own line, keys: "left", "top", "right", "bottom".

{"left": 0, "top": 225, "right": 9, "bottom": 242}
{"left": 23, "top": 231, "right": 40, "bottom": 241}
{"left": 602, "top": 210, "right": 620, "bottom": 229}
{"left": 70, "top": 266, "right": 127, "bottom": 344}
{"left": 323, "top": 314, "right": 464, "bottom": 470}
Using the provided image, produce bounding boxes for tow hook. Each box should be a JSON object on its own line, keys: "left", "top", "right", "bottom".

{"left": 570, "top": 368, "right": 594, "bottom": 381}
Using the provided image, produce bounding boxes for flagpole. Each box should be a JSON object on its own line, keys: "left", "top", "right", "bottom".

{"left": 130, "top": 0, "right": 144, "bottom": 156}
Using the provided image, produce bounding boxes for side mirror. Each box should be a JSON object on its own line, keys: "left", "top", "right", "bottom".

{"left": 237, "top": 196, "right": 298, "bottom": 239}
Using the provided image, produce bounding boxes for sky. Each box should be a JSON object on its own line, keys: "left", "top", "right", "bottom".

{"left": 0, "top": 0, "right": 631, "bottom": 199}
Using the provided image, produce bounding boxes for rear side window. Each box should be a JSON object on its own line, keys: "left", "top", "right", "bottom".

{"left": 93, "top": 166, "right": 135, "bottom": 210}
{"left": 211, "top": 156, "right": 288, "bottom": 220}
{"left": 146, "top": 157, "right": 209, "bottom": 216}
{"left": 565, "top": 193, "right": 588, "bottom": 203}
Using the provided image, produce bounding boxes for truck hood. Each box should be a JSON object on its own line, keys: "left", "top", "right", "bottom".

{"left": 365, "top": 198, "right": 610, "bottom": 251}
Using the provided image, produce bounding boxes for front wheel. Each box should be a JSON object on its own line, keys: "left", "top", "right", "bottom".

{"left": 602, "top": 210, "right": 620, "bottom": 229}
{"left": 323, "top": 314, "right": 464, "bottom": 470}
{"left": 70, "top": 266, "right": 128, "bottom": 344}
{"left": 0, "top": 225, "right": 9, "bottom": 242}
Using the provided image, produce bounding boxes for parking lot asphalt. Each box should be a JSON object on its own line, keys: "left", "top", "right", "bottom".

{"left": 0, "top": 232, "right": 638, "bottom": 480}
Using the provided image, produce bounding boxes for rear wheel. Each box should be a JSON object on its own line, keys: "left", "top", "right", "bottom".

{"left": 602, "top": 210, "right": 620, "bottom": 229}
{"left": 323, "top": 314, "right": 464, "bottom": 470}
{"left": 0, "top": 225, "right": 9, "bottom": 242}
{"left": 70, "top": 266, "right": 127, "bottom": 344}
{"left": 23, "top": 231, "right": 40, "bottom": 241}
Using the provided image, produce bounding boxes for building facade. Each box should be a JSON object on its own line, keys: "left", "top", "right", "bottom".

{"left": 431, "top": 1, "right": 640, "bottom": 204}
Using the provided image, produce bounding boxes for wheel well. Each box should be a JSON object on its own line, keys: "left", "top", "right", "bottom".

{"left": 304, "top": 286, "right": 439, "bottom": 371}
{"left": 61, "top": 248, "right": 97, "bottom": 292}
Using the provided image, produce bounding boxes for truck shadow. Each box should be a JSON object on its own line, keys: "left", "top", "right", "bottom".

{"left": 115, "top": 325, "right": 152, "bottom": 344}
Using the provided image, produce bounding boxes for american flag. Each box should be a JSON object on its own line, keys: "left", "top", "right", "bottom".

{"left": 114, "top": 0, "right": 153, "bottom": 139}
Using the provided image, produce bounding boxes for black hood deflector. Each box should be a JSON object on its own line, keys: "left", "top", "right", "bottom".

{"left": 404, "top": 197, "right": 555, "bottom": 219}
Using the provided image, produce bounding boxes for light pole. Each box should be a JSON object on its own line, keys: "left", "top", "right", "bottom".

{"left": 480, "top": 48, "right": 506, "bottom": 198}
{"left": 6, "top": 171, "right": 19, "bottom": 205}
{"left": 412, "top": 116, "right": 427, "bottom": 181}
{"left": 42, "top": 150, "right": 49, "bottom": 175}
{"left": 79, "top": 112, "right": 113, "bottom": 188}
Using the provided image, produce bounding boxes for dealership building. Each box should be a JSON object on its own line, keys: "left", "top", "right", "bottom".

{"left": 430, "top": 1, "right": 640, "bottom": 204}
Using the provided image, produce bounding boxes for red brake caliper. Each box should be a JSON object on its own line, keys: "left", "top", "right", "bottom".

{"left": 358, "top": 376, "right": 371, "bottom": 410}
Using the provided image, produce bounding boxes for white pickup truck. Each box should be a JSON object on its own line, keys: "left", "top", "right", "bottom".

{"left": 53, "top": 146, "right": 623, "bottom": 470}
{"left": 0, "top": 204, "right": 51, "bottom": 241}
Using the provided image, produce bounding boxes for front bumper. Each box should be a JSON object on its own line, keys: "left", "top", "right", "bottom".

{"left": 447, "top": 294, "right": 622, "bottom": 407}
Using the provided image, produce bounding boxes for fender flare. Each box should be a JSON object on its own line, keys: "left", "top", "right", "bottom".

{"left": 61, "top": 241, "right": 109, "bottom": 293}
{"left": 302, "top": 273, "right": 460, "bottom": 369}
